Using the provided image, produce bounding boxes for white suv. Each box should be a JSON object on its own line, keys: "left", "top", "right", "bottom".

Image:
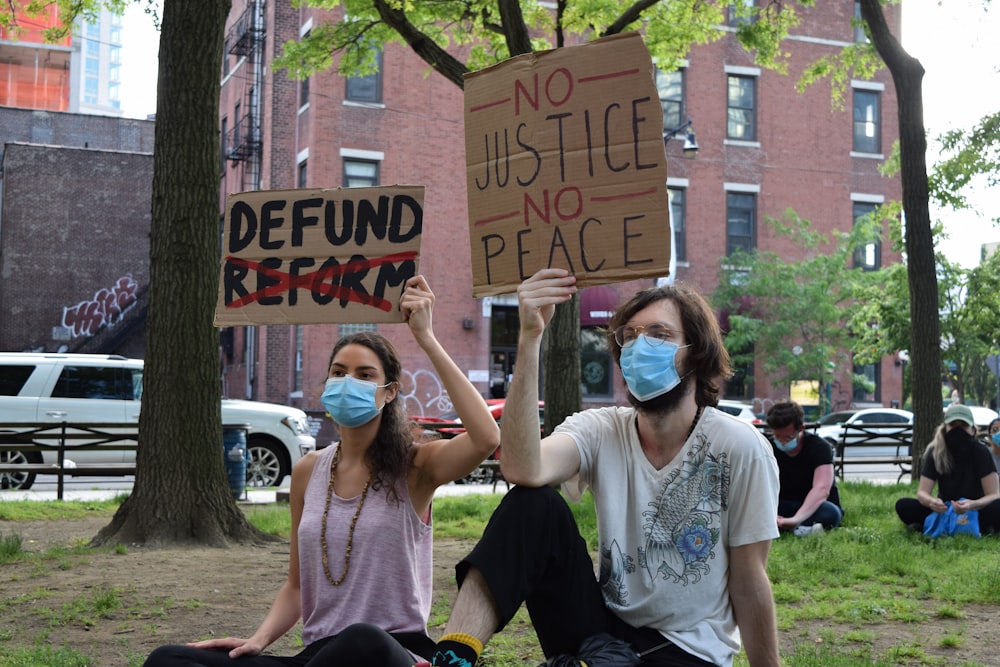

{"left": 0, "top": 353, "right": 315, "bottom": 490}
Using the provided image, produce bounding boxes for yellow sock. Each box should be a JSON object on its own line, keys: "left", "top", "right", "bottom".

{"left": 432, "top": 633, "right": 483, "bottom": 667}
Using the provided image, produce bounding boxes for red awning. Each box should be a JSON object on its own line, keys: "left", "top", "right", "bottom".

{"left": 580, "top": 286, "right": 618, "bottom": 327}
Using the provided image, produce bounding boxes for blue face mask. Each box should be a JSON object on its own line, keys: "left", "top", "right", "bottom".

{"left": 773, "top": 435, "right": 799, "bottom": 452}
{"left": 619, "top": 335, "right": 691, "bottom": 401}
{"left": 992, "top": 432, "right": 1000, "bottom": 447}
{"left": 321, "top": 376, "right": 390, "bottom": 428}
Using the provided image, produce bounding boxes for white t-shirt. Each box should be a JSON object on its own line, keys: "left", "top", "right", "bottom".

{"left": 556, "top": 405, "right": 779, "bottom": 667}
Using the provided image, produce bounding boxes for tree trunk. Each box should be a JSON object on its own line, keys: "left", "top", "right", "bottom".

{"left": 543, "top": 296, "right": 583, "bottom": 435}
{"left": 860, "top": 0, "right": 940, "bottom": 475}
{"left": 93, "top": 0, "right": 274, "bottom": 547}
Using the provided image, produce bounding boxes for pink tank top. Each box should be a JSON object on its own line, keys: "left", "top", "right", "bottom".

{"left": 298, "top": 444, "right": 433, "bottom": 647}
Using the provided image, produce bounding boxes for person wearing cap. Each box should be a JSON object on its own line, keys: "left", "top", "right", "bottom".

{"left": 895, "top": 404, "right": 1000, "bottom": 534}
{"left": 765, "top": 401, "right": 843, "bottom": 534}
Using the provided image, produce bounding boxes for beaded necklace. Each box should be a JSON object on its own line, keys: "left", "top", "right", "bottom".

{"left": 320, "top": 445, "right": 372, "bottom": 587}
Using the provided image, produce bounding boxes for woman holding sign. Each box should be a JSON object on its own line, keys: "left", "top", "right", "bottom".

{"left": 144, "top": 275, "right": 501, "bottom": 667}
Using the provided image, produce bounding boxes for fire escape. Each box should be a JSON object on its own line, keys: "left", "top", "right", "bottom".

{"left": 224, "top": 1, "right": 264, "bottom": 193}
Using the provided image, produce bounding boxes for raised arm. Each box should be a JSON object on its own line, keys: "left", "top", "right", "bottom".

{"left": 402, "top": 275, "right": 500, "bottom": 490}
{"left": 499, "top": 269, "right": 581, "bottom": 487}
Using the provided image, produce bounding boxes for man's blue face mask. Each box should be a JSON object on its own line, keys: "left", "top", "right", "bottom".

{"left": 619, "top": 334, "right": 691, "bottom": 401}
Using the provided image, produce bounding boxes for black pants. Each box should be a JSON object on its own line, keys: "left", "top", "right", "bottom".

{"left": 143, "top": 623, "right": 433, "bottom": 667}
{"left": 896, "top": 497, "right": 1000, "bottom": 534}
{"left": 456, "top": 485, "right": 715, "bottom": 667}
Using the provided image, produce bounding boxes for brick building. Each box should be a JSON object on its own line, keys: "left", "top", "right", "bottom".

{"left": 0, "top": 107, "right": 155, "bottom": 356}
{"left": 218, "top": 1, "right": 903, "bottom": 442}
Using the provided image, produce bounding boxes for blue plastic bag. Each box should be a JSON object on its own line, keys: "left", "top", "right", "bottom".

{"left": 923, "top": 501, "right": 980, "bottom": 538}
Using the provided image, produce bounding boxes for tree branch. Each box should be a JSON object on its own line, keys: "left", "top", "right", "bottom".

{"left": 498, "top": 0, "right": 532, "bottom": 55}
{"left": 372, "top": 0, "right": 469, "bottom": 88}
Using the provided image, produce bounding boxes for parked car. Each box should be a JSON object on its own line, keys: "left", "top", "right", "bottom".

{"left": 412, "top": 399, "right": 545, "bottom": 437}
{"left": 968, "top": 405, "right": 999, "bottom": 436}
{"left": 815, "top": 407, "right": 914, "bottom": 459}
{"left": 716, "top": 399, "right": 762, "bottom": 424}
{"left": 0, "top": 353, "right": 315, "bottom": 490}
{"left": 815, "top": 410, "right": 858, "bottom": 428}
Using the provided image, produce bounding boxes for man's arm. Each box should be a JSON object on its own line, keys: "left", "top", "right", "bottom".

{"left": 499, "top": 269, "right": 580, "bottom": 487}
{"left": 783, "top": 463, "right": 834, "bottom": 527}
{"left": 729, "top": 540, "right": 780, "bottom": 667}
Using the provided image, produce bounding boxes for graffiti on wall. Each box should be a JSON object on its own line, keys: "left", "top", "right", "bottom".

{"left": 60, "top": 275, "right": 139, "bottom": 338}
{"left": 400, "top": 368, "right": 453, "bottom": 417}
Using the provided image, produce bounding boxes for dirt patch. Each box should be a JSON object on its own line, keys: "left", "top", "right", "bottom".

{"left": 1, "top": 516, "right": 995, "bottom": 666}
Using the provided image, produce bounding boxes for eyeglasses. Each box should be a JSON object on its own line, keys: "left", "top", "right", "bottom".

{"left": 613, "top": 323, "right": 680, "bottom": 347}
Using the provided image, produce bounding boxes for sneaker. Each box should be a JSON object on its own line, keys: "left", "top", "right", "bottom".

{"left": 793, "top": 524, "right": 825, "bottom": 537}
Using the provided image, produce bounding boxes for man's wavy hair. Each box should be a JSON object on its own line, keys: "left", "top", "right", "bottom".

{"left": 605, "top": 283, "right": 731, "bottom": 408}
{"left": 328, "top": 331, "right": 412, "bottom": 504}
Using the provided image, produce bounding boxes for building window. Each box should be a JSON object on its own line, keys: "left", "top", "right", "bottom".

{"left": 728, "top": 0, "right": 755, "bottom": 26}
{"left": 852, "top": 361, "right": 880, "bottom": 402}
{"left": 726, "top": 192, "right": 756, "bottom": 255}
{"left": 580, "top": 327, "right": 612, "bottom": 398}
{"left": 724, "top": 353, "right": 754, "bottom": 400}
{"left": 655, "top": 68, "right": 684, "bottom": 134}
{"left": 668, "top": 187, "right": 686, "bottom": 263}
{"left": 727, "top": 75, "right": 756, "bottom": 141}
{"left": 220, "top": 117, "right": 228, "bottom": 174}
{"left": 343, "top": 159, "right": 379, "bottom": 187}
{"left": 300, "top": 76, "right": 310, "bottom": 108}
{"left": 297, "top": 160, "right": 308, "bottom": 188}
{"left": 853, "top": 89, "right": 881, "bottom": 154}
{"left": 853, "top": 2, "right": 868, "bottom": 43}
{"left": 852, "top": 202, "right": 881, "bottom": 270}
{"left": 294, "top": 325, "right": 304, "bottom": 393}
{"left": 346, "top": 49, "right": 383, "bottom": 103}
{"left": 233, "top": 102, "right": 242, "bottom": 147}
{"left": 338, "top": 323, "right": 377, "bottom": 338}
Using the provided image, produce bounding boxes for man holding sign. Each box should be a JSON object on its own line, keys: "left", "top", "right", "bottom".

{"left": 429, "top": 269, "right": 780, "bottom": 667}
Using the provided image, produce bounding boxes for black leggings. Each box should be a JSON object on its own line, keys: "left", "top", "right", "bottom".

{"left": 896, "top": 497, "right": 1000, "bottom": 534}
{"left": 456, "top": 485, "right": 714, "bottom": 666}
{"left": 143, "top": 623, "right": 432, "bottom": 667}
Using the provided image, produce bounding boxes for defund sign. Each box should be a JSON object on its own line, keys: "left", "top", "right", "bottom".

{"left": 464, "top": 32, "right": 670, "bottom": 297}
{"left": 214, "top": 185, "right": 423, "bottom": 325}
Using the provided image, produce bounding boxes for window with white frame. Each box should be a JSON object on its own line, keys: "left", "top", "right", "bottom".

{"left": 343, "top": 159, "right": 379, "bottom": 187}
{"left": 853, "top": 2, "right": 869, "bottom": 42}
{"left": 726, "top": 190, "right": 757, "bottom": 255}
{"left": 853, "top": 88, "right": 881, "bottom": 154}
{"left": 727, "top": 0, "right": 755, "bottom": 26}
{"left": 656, "top": 68, "right": 685, "bottom": 134}
{"left": 346, "top": 49, "right": 383, "bottom": 103}
{"left": 727, "top": 74, "right": 756, "bottom": 141}
{"left": 852, "top": 201, "right": 881, "bottom": 270}
{"left": 668, "top": 186, "right": 687, "bottom": 263}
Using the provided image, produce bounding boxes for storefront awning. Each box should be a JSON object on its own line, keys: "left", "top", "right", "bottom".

{"left": 580, "top": 286, "right": 618, "bottom": 327}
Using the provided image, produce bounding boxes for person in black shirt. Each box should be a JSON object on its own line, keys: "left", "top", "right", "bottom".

{"left": 896, "top": 404, "right": 1000, "bottom": 534}
{"left": 766, "top": 401, "right": 843, "bottom": 532}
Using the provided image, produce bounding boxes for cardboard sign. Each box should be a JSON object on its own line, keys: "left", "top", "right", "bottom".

{"left": 214, "top": 185, "right": 423, "bottom": 326}
{"left": 464, "top": 32, "right": 670, "bottom": 297}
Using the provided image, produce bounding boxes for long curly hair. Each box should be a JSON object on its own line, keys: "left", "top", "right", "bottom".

{"left": 328, "top": 331, "right": 413, "bottom": 504}
{"left": 605, "top": 282, "right": 731, "bottom": 408}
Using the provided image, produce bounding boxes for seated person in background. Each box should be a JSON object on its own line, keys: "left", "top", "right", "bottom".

{"left": 986, "top": 418, "right": 1000, "bottom": 473}
{"left": 895, "top": 404, "right": 1000, "bottom": 534}
{"left": 765, "top": 401, "right": 843, "bottom": 533}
